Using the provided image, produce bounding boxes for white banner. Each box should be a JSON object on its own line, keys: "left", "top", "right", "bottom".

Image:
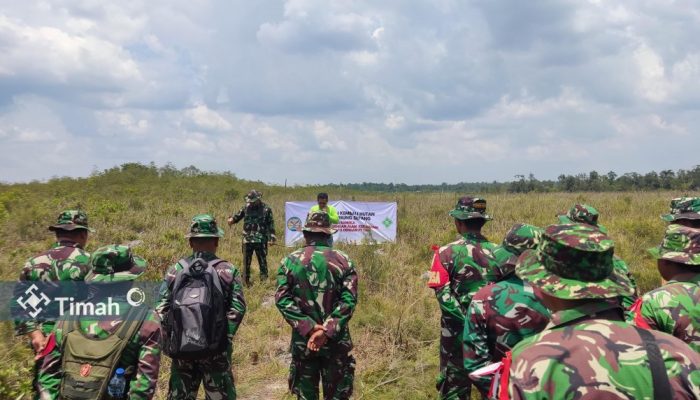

{"left": 284, "top": 201, "right": 397, "bottom": 246}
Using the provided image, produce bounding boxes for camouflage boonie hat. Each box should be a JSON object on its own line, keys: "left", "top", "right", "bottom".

{"left": 85, "top": 244, "right": 146, "bottom": 283}
{"left": 186, "top": 214, "right": 224, "bottom": 238}
{"left": 556, "top": 204, "right": 607, "bottom": 233}
{"left": 493, "top": 223, "right": 544, "bottom": 276}
{"left": 448, "top": 196, "right": 491, "bottom": 220}
{"left": 516, "top": 224, "right": 634, "bottom": 300}
{"left": 648, "top": 224, "right": 700, "bottom": 266}
{"left": 48, "top": 209, "right": 94, "bottom": 232}
{"left": 245, "top": 190, "right": 262, "bottom": 203}
{"left": 661, "top": 197, "right": 700, "bottom": 222}
{"left": 303, "top": 211, "right": 337, "bottom": 234}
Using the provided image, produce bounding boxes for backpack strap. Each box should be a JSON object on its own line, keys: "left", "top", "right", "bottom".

{"left": 206, "top": 258, "right": 225, "bottom": 295}
{"left": 634, "top": 326, "right": 673, "bottom": 400}
{"left": 171, "top": 258, "right": 192, "bottom": 295}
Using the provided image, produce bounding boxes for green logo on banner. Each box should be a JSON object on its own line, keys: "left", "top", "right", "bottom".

{"left": 382, "top": 217, "right": 393, "bottom": 228}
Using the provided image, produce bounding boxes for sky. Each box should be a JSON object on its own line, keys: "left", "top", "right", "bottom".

{"left": 0, "top": 0, "right": 699, "bottom": 185}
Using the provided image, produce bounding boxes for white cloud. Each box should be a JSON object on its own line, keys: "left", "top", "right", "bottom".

{"left": 1, "top": 1, "right": 700, "bottom": 183}
{"left": 185, "top": 104, "right": 232, "bottom": 132}
{"left": 0, "top": 15, "right": 142, "bottom": 89}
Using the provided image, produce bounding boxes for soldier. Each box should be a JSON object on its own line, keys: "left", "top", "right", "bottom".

{"left": 462, "top": 223, "right": 550, "bottom": 395}
{"left": 630, "top": 224, "right": 700, "bottom": 352}
{"left": 157, "top": 214, "right": 246, "bottom": 400}
{"left": 13, "top": 210, "right": 93, "bottom": 392}
{"left": 228, "top": 190, "right": 276, "bottom": 285}
{"left": 309, "top": 192, "right": 339, "bottom": 246}
{"left": 427, "top": 196, "right": 501, "bottom": 400}
{"left": 36, "top": 244, "right": 162, "bottom": 400}
{"left": 557, "top": 203, "right": 638, "bottom": 308}
{"left": 661, "top": 197, "right": 700, "bottom": 228}
{"left": 275, "top": 211, "right": 358, "bottom": 400}
{"left": 556, "top": 203, "right": 608, "bottom": 233}
{"left": 504, "top": 224, "right": 700, "bottom": 399}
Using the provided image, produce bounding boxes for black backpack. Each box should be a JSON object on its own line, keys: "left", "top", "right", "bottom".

{"left": 163, "top": 257, "right": 228, "bottom": 360}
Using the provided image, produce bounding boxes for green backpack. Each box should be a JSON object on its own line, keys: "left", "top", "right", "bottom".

{"left": 58, "top": 306, "right": 148, "bottom": 400}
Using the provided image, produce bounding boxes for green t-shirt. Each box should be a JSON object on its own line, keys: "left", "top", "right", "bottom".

{"left": 310, "top": 204, "right": 339, "bottom": 224}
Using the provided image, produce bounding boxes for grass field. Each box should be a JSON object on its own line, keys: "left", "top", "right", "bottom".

{"left": 1, "top": 170, "right": 696, "bottom": 399}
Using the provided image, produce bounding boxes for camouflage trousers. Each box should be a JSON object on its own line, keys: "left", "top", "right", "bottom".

{"left": 437, "top": 321, "right": 471, "bottom": 400}
{"left": 288, "top": 351, "right": 355, "bottom": 400}
{"left": 242, "top": 242, "right": 268, "bottom": 284}
{"left": 168, "top": 352, "right": 236, "bottom": 400}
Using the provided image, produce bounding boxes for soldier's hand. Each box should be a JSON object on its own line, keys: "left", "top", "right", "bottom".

{"left": 28, "top": 330, "right": 47, "bottom": 354}
{"left": 227, "top": 217, "right": 234, "bottom": 226}
{"left": 307, "top": 329, "right": 328, "bottom": 352}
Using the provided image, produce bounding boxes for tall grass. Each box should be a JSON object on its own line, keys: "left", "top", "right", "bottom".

{"left": 0, "top": 174, "right": 695, "bottom": 399}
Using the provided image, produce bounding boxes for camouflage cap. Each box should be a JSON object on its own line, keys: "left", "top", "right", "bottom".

{"left": 661, "top": 197, "right": 700, "bottom": 222}
{"left": 494, "top": 223, "right": 544, "bottom": 276}
{"left": 245, "top": 190, "right": 262, "bottom": 203}
{"left": 516, "top": 224, "right": 634, "bottom": 300}
{"left": 648, "top": 224, "right": 700, "bottom": 266}
{"left": 186, "top": 214, "right": 224, "bottom": 238}
{"left": 556, "top": 204, "right": 607, "bottom": 234}
{"left": 448, "top": 196, "right": 491, "bottom": 221}
{"left": 302, "top": 211, "right": 337, "bottom": 235}
{"left": 48, "top": 209, "right": 94, "bottom": 232}
{"left": 85, "top": 244, "right": 146, "bottom": 283}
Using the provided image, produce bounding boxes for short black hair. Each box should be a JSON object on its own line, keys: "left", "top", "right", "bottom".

{"left": 317, "top": 192, "right": 329, "bottom": 200}
{"left": 457, "top": 218, "right": 487, "bottom": 230}
{"left": 188, "top": 237, "right": 219, "bottom": 246}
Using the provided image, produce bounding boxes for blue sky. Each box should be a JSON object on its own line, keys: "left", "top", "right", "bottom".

{"left": 0, "top": 0, "right": 698, "bottom": 184}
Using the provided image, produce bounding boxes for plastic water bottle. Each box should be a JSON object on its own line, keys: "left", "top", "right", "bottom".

{"left": 107, "top": 368, "right": 126, "bottom": 399}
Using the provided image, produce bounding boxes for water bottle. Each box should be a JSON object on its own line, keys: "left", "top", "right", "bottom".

{"left": 107, "top": 368, "right": 126, "bottom": 399}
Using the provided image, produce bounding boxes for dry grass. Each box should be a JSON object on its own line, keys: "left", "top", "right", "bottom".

{"left": 1, "top": 177, "right": 696, "bottom": 399}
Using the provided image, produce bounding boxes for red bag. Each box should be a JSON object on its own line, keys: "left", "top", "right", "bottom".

{"left": 427, "top": 245, "right": 450, "bottom": 288}
{"left": 629, "top": 297, "right": 651, "bottom": 330}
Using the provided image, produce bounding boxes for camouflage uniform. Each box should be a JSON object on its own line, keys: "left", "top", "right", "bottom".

{"left": 275, "top": 212, "right": 358, "bottom": 400}
{"left": 15, "top": 210, "right": 93, "bottom": 336}
{"left": 557, "top": 203, "right": 638, "bottom": 308}
{"left": 156, "top": 214, "right": 246, "bottom": 400}
{"left": 12, "top": 210, "right": 92, "bottom": 398}
{"left": 631, "top": 224, "right": 700, "bottom": 353}
{"left": 231, "top": 190, "right": 276, "bottom": 285}
{"left": 662, "top": 197, "right": 700, "bottom": 227}
{"left": 36, "top": 245, "right": 162, "bottom": 400}
{"left": 463, "top": 224, "right": 550, "bottom": 394}
{"left": 428, "top": 197, "right": 500, "bottom": 400}
{"left": 506, "top": 224, "right": 700, "bottom": 399}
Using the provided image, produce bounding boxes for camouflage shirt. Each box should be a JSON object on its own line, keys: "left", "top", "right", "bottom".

{"left": 36, "top": 304, "right": 162, "bottom": 400}
{"left": 508, "top": 301, "right": 700, "bottom": 399}
{"left": 614, "top": 257, "right": 639, "bottom": 309}
{"left": 156, "top": 251, "right": 247, "bottom": 341}
{"left": 15, "top": 240, "right": 91, "bottom": 335}
{"left": 631, "top": 274, "right": 700, "bottom": 353}
{"left": 434, "top": 232, "right": 501, "bottom": 325}
{"left": 463, "top": 274, "right": 550, "bottom": 393}
{"left": 275, "top": 243, "right": 358, "bottom": 356}
{"left": 231, "top": 203, "right": 276, "bottom": 243}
